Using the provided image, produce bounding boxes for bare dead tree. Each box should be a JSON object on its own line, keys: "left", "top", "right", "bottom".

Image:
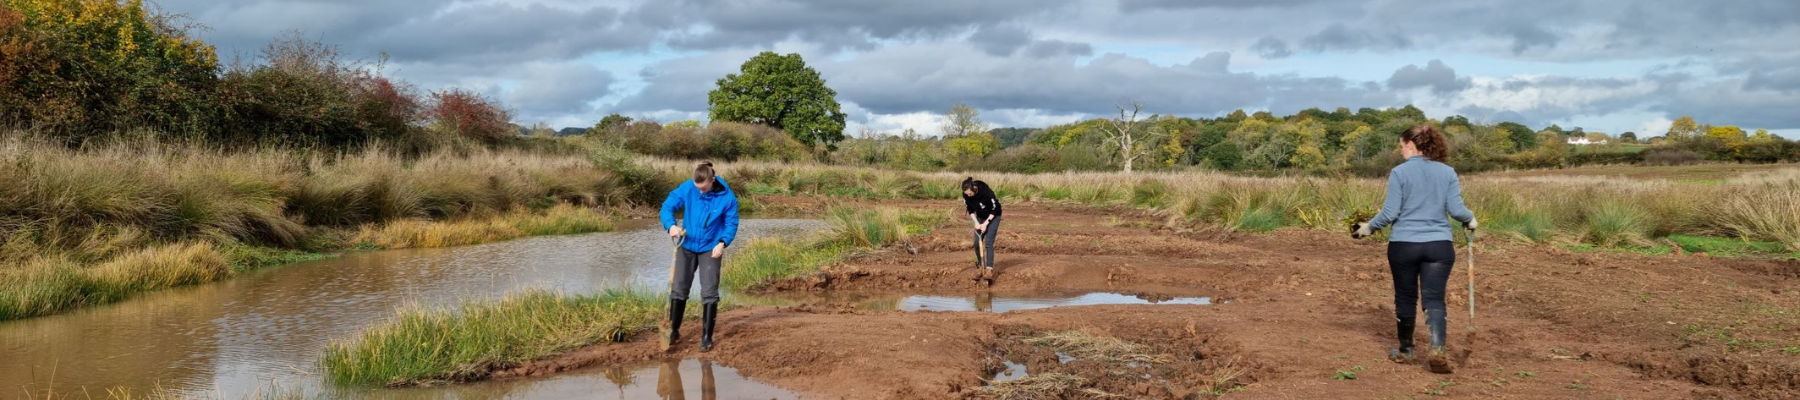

{"left": 1098, "top": 101, "right": 1164, "bottom": 173}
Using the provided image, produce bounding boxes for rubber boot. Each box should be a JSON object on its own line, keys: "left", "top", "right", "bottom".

{"left": 1426, "top": 309, "right": 1453, "bottom": 373}
{"left": 1388, "top": 317, "right": 1416, "bottom": 363}
{"left": 662, "top": 299, "right": 685, "bottom": 351}
{"left": 699, "top": 302, "right": 718, "bottom": 352}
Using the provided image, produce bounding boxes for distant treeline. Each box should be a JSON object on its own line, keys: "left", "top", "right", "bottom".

{"left": 588, "top": 106, "right": 1798, "bottom": 176}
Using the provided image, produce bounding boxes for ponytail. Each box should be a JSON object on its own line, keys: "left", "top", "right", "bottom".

{"left": 693, "top": 161, "right": 715, "bottom": 183}
{"left": 1401, "top": 125, "right": 1450, "bottom": 163}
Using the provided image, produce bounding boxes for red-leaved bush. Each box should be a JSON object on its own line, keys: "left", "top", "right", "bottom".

{"left": 424, "top": 89, "right": 513, "bottom": 145}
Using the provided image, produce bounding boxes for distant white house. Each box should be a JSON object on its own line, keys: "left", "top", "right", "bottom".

{"left": 1566, "top": 137, "right": 1608, "bottom": 145}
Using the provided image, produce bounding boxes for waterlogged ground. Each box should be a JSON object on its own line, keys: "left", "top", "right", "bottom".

{"left": 7, "top": 196, "right": 1799, "bottom": 399}
{"left": 520, "top": 198, "right": 1800, "bottom": 400}
{"left": 0, "top": 219, "right": 822, "bottom": 399}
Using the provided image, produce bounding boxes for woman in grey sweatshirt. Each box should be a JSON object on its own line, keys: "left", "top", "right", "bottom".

{"left": 1351, "top": 125, "right": 1478, "bottom": 373}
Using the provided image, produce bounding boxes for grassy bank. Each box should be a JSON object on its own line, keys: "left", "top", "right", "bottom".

{"left": 319, "top": 289, "right": 661, "bottom": 386}
{"left": 723, "top": 206, "right": 948, "bottom": 291}
{"left": 318, "top": 206, "right": 945, "bottom": 386}
{"left": 0, "top": 134, "right": 637, "bottom": 320}
{"left": 651, "top": 158, "right": 1800, "bottom": 255}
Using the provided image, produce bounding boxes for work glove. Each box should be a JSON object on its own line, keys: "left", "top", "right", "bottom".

{"left": 1350, "top": 221, "right": 1373, "bottom": 239}
{"left": 1465, "top": 218, "right": 1479, "bottom": 231}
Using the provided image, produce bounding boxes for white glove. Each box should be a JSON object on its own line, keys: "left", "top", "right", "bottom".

{"left": 1466, "top": 218, "right": 1479, "bottom": 231}
{"left": 1351, "top": 221, "right": 1373, "bottom": 239}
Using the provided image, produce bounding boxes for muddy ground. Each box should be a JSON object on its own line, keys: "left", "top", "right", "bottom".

{"left": 504, "top": 196, "right": 1799, "bottom": 399}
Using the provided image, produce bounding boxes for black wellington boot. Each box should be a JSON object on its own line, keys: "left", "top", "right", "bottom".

{"left": 699, "top": 302, "right": 718, "bottom": 352}
{"left": 1426, "top": 309, "right": 1453, "bottom": 373}
{"left": 1389, "top": 317, "right": 1416, "bottom": 363}
{"left": 663, "top": 299, "right": 685, "bottom": 351}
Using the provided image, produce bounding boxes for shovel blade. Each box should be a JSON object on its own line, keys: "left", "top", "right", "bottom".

{"left": 658, "top": 321, "right": 673, "bottom": 352}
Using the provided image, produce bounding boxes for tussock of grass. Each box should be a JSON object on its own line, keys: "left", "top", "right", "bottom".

{"left": 1022, "top": 331, "right": 1171, "bottom": 365}
{"left": 1711, "top": 181, "right": 1800, "bottom": 250}
{"left": 1580, "top": 200, "right": 1651, "bottom": 247}
{"left": 319, "top": 289, "right": 661, "bottom": 386}
{"left": 720, "top": 239, "right": 839, "bottom": 292}
{"left": 979, "top": 373, "right": 1086, "bottom": 400}
{"left": 1129, "top": 180, "right": 1168, "bottom": 208}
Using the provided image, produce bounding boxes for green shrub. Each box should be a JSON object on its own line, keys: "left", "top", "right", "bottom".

{"left": 0, "top": 0, "right": 220, "bottom": 142}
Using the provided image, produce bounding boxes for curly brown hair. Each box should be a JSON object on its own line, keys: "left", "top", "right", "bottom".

{"left": 1401, "top": 125, "right": 1449, "bottom": 162}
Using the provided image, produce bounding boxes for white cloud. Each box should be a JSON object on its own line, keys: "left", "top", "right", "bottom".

{"left": 1636, "top": 116, "right": 1673, "bottom": 137}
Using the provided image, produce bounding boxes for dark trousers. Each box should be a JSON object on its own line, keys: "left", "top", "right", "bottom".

{"left": 1388, "top": 241, "right": 1456, "bottom": 326}
{"left": 973, "top": 215, "right": 1001, "bottom": 269}
{"left": 671, "top": 248, "right": 721, "bottom": 305}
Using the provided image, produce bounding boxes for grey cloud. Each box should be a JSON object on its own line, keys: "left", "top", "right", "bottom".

{"left": 1022, "top": 40, "right": 1094, "bottom": 58}
{"left": 968, "top": 25, "right": 1033, "bottom": 57}
{"left": 967, "top": 25, "right": 1092, "bottom": 58}
{"left": 1266, "top": 76, "right": 1397, "bottom": 115}
{"left": 1250, "top": 37, "right": 1292, "bottom": 59}
{"left": 1300, "top": 23, "right": 1411, "bottom": 53}
{"left": 611, "top": 49, "right": 763, "bottom": 113}
{"left": 361, "top": 3, "right": 651, "bottom": 65}
{"left": 653, "top": 0, "right": 1068, "bottom": 52}
{"left": 1387, "top": 60, "right": 1470, "bottom": 94}
{"left": 1662, "top": 77, "right": 1800, "bottom": 129}
{"left": 505, "top": 63, "right": 616, "bottom": 118}
{"left": 1119, "top": 0, "right": 1324, "bottom": 12}
{"left": 1491, "top": 21, "right": 1560, "bottom": 54}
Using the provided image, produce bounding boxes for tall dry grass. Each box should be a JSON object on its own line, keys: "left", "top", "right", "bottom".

{"left": 0, "top": 133, "right": 634, "bottom": 320}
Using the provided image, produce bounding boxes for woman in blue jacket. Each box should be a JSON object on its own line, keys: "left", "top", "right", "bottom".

{"left": 1351, "top": 125, "right": 1477, "bottom": 373}
{"left": 660, "top": 161, "right": 739, "bottom": 352}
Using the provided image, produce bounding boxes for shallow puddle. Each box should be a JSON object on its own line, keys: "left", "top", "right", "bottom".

{"left": 992, "top": 360, "right": 1029, "bottom": 382}
{"left": 899, "top": 292, "right": 1211, "bottom": 312}
{"left": 746, "top": 290, "right": 1213, "bottom": 313}
{"left": 385, "top": 359, "right": 802, "bottom": 400}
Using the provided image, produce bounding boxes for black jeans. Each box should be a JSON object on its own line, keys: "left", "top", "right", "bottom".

{"left": 1388, "top": 241, "right": 1455, "bottom": 326}
{"left": 973, "top": 215, "right": 1001, "bottom": 269}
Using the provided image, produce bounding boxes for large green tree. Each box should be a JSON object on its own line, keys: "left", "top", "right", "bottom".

{"left": 708, "top": 51, "right": 846, "bottom": 149}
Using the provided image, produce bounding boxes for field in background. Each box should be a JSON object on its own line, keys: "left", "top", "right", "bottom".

{"left": 642, "top": 158, "right": 1800, "bottom": 256}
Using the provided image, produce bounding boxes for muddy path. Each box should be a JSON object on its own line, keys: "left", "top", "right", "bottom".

{"left": 511, "top": 197, "right": 1800, "bottom": 399}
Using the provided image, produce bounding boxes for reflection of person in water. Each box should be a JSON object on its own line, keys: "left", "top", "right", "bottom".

{"left": 654, "top": 359, "right": 718, "bottom": 400}
{"left": 974, "top": 291, "right": 994, "bottom": 313}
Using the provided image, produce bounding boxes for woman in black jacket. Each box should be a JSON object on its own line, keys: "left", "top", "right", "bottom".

{"left": 962, "top": 177, "right": 1002, "bottom": 278}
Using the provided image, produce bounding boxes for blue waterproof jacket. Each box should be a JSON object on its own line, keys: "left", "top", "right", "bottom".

{"left": 660, "top": 177, "right": 741, "bottom": 253}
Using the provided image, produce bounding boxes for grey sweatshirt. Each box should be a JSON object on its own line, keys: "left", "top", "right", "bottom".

{"left": 1368, "top": 156, "right": 1476, "bottom": 243}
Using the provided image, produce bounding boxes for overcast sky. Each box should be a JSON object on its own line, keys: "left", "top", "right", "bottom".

{"left": 158, "top": 0, "right": 1800, "bottom": 137}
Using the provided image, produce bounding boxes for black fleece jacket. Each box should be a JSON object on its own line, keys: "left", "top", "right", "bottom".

{"left": 962, "top": 181, "right": 1002, "bottom": 222}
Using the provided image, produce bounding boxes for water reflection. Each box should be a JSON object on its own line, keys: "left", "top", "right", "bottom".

{"left": 384, "top": 359, "right": 800, "bottom": 400}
